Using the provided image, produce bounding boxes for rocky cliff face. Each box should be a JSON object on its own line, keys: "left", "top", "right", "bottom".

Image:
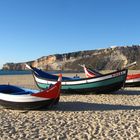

{"left": 2, "top": 45, "right": 140, "bottom": 70}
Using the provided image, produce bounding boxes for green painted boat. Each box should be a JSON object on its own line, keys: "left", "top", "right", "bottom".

{"left": 26, "top": 64, "right": 128, "bottom": 93}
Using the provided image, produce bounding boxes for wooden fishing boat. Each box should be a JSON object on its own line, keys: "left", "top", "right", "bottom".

{"left": 0, "top": 74, "right": 62, "bottom": 109}
{"left": 81, "top": 64, "right": 140, "bottom": 87}
{"left": 125, "top": 73, "right": 140, "bottom": 87}
{"left": 26, "top": 64, "right": 127, "bottom": 93}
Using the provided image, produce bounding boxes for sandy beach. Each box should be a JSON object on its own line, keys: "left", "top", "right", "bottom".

{"left": 0, "top": 73, "right": 140, "bottom": 140}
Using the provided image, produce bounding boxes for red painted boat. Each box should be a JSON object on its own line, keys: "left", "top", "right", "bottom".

{"left": 125, "top": 73, "right": 140, "bottom": 87}
{"left": 0, "top": 74, "right": 62, "bottom": 110}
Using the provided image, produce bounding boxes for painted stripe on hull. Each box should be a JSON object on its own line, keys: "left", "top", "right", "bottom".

{"left": 37, "top": 75, "right": 126, "bottom": 93}
{"left": 0, "top": 93, "right": 50, "bottom": 102}
{"left": 61, "top": 81, "right": 124, "bottom": 93}
{"left": 0, "top": 98, "right": 58, "bottom": 110}
{"left": 34, "top": 70, "right": 126, "bottom": 85}
{"left": 126, "top": 77, "right": 140, "bottom": 83}
{"left": 125, "top": 78, "right": 140, "bottom": 87}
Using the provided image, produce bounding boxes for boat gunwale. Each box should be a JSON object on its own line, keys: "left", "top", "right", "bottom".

{"left": 32, "top": 69, "right": 127, "bottom": 83}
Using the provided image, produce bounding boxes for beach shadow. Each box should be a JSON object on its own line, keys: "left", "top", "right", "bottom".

{"left": 41, "top": 101, "right": 140, "bottom": 112}
{"left": 2, "top": 101, "right": 140, "bottom": 112}
{"left": 61, "top": 88, "right": 140, "bottom": 96}
{"left": 114, "top": 89, "right": 140, "bottom": 95}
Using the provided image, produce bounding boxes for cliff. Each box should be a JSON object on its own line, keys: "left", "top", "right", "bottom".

{"left": 2, "top": 45, "right": 140, "bottom": 70}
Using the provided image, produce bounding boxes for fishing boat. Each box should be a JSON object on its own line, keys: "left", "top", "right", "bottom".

{"left": 0, "top": 74, "right": 62, "bottom": 109}
{"left": 26, "top": 64, "right": 127, "bottom": 93}
{"left": 125, "top": 73, "right": 140, "bottom": 87}
{"left": 80, "top": 63, "right": 140, "bottom": 87}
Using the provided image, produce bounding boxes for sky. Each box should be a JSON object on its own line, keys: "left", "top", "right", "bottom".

{"left": 0, "top": 0, "right": 140, "bottom": 68}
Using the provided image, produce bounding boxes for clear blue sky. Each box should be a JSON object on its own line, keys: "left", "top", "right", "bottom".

{"left": 0, "top": 0, "right": 140, "bottom": 68}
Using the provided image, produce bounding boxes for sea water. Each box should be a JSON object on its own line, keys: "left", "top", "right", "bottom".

{"left": 0, "top": 70, "right": 32, "bottom": 75}
{"left": 0, "top": 70, "right": 80, "bottom": 75}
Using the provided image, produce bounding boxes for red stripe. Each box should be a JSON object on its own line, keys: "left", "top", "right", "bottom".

{"left": 127, "top": 73, "right": 140, "bottom": 80}
{"left": 84, "top": 67, "right": 95, "bottom": 78}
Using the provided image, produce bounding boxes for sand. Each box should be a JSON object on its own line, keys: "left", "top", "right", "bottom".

{"left": 0, "top": 73, "right": 140, "bottom": 140}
